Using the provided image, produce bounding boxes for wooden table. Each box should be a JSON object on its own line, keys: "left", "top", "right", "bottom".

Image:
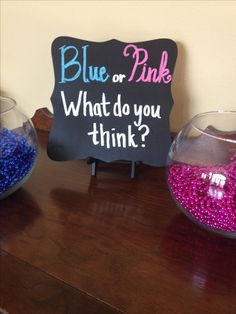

{"left": 1, "top": 111, "right": 236, "bottom": 314}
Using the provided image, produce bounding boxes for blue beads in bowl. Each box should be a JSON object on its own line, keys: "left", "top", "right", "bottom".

{"left": 0, "top": 96, "right": 38, "bottom": 199}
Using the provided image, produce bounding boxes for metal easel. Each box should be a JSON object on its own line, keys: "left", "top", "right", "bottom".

{"left": 87, "top": 158, "right": 137, "bottom": 178}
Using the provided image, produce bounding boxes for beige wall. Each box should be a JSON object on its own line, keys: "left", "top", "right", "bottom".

{"left": 1, "top": 0, "right": 236, "bottom": 131}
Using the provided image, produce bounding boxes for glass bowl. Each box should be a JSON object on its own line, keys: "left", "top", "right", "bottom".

{"left": 167, "top": 111, "right": 236, "bottom": 238}
{"left": 0, "top": 96, "right": 38, "bottom": 199}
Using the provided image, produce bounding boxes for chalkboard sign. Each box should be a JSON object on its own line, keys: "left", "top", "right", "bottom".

{"left": 48, "top": 37, "right": 177, "bottom": 166}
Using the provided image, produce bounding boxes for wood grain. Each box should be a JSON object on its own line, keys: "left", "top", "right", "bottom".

{"left": 0, "top": 251, "right": 122, "bottom": 314}
{"left": 0, "top": 110, "right": 236, "bottom": 313}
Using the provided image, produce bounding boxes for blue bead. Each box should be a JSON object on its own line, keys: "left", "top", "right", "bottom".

{"left": 0, "top": 128, "right": 37, "bottom": 196}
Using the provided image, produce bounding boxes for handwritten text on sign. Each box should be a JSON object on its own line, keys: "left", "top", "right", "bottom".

{"left": 48, "top": 37, "right": 177, "bottom": 165}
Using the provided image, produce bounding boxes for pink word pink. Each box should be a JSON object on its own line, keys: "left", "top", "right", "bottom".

{"left": 123, "top": 44, "right": 172, "bottom": 84}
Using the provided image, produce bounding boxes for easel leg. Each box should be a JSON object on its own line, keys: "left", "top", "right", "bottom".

{"left": 91, "top": 160, "right": 97, "bottom": 176}
{"left": 131, "top": 161, "right": 136, "bottom": 178}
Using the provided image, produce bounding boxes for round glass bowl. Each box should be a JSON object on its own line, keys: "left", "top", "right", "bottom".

{"left": 167, "top": 111, "right": 236, "bottom": 238}
{"left": 0, "top": 96, "right": 38, "bottom": 199}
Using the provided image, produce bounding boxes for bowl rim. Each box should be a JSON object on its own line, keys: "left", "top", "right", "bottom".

{"left": 0, "top": 96, "right": 16, "bottom": 115}
{"left": 190, "top": 110, "right": 236, "bottom": 144}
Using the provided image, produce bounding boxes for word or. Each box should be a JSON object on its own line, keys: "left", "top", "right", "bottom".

{"left": 123, "top": 44, "right": 172, "bottom": 84}
{"left": 112, "top": 73, "right": 126, "bottom": 83}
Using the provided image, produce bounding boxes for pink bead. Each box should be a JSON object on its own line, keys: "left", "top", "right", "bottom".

{"left": 168, "top": 156, "right": 236, "bottom": 233}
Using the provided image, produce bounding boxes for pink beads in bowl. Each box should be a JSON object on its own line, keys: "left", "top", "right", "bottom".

{"left": 167, "top": 111, "right": 236, "bottom": 238}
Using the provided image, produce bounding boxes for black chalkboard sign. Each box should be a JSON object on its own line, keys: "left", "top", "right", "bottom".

{"left": 48, "top": 37, "right": 177, "bottom": 167}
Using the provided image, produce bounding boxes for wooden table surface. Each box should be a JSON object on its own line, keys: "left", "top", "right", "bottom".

{"left": 1, "top": 115, "right": 236, "bottom": 314}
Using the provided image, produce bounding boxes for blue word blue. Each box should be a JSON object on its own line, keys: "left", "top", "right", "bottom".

{"left": 59, "top": 45, "right": 110, "bottom": 84}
